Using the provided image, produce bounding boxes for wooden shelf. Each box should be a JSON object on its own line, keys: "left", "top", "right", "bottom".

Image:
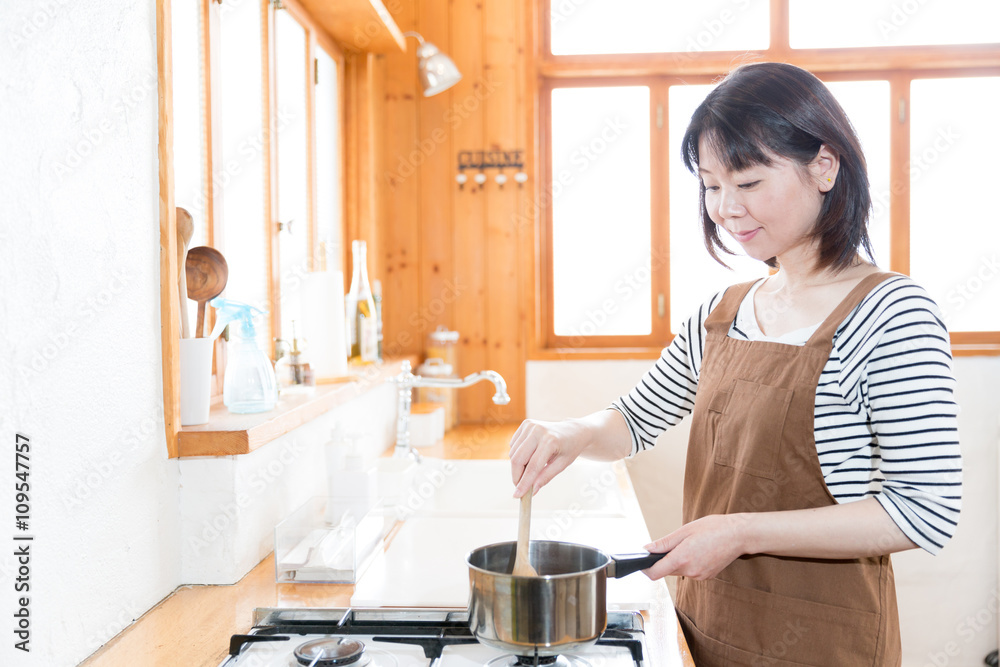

{"left": 177, "top": 357, "right": 415, "bottom": 457}
{"left": 296, "top": 0, "right": 406, "bottom": 53}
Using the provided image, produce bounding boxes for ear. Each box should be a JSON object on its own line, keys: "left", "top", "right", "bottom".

{"left": 810, "top": 144, "right": 840, "bottom": 193}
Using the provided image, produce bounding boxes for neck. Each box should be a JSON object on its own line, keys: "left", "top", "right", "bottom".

{"left": 770, "top": 250, "right": 866, "bottom": 292}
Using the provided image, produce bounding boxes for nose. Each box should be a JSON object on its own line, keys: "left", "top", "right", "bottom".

{"left": 714, "top": 188, "right": 746, "bottom": 221}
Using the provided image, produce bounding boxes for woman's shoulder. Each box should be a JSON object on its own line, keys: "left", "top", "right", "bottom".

{"left": 837, "top": 272, "right": 950, "bottom": 349}
{"left": 859, "top": 273, "right": 946, "bottom": 322}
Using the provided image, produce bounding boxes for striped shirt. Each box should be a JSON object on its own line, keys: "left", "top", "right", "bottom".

{"left": 611, "top": 275, "right": 962, "bottom": 554}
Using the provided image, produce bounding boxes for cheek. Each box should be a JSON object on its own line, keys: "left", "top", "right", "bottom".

{"left": 703, "top": 194, "right": 722, "bottom": 224}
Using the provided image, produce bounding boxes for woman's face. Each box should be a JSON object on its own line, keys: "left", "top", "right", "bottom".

{"left": 697, "top": 137, "right": 835, "bottom": 266}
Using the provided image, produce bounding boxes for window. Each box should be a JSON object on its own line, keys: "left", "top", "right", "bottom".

{"left": 171, "top": 0, "right": 345, "bottom": 357}
{"left": 538, "top": 0, "right": 1000, "bottom": 355}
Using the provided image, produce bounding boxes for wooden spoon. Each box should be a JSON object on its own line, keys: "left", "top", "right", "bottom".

{"left": 512, "top": 491, "right": 538, "bottom": 577}
{"left": 185, "top": 246, "right": 229, "bottom": 337}
{"left": 175, "top": 207, "right": 194, "bottom": 338}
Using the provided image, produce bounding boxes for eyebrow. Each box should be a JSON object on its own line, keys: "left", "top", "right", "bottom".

{"left": 698, "top": 167, "right": 713, "bottom": 175}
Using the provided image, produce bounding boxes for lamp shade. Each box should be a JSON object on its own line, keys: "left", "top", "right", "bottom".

{"left": 406, "top": 33, "right": 462, "bottom": 97}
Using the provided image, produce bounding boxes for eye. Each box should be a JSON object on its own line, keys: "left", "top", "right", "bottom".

{"left": 738, "top": 180, "right": 760, "bottom": 190}
{"left": 703, "top": 183, "right": 719, "bottom": 193}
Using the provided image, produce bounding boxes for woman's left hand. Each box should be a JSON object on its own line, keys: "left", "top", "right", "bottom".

{"left": 641, "top": 514, "right": 748, "bottom": 581}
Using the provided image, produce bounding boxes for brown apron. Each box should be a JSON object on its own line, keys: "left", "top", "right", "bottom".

{"left": 675, "top": 273, "right": 902, "bottom": 667}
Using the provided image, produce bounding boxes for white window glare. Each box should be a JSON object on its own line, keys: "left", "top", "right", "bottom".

{"left": 551, "top": 0, "right": 769, "bottom": 55}
{"left": 790, "top": 0, "right": 1000, "bottom": 48}
{"left": 550, "top": 86, "right": 652, "bottom": 337}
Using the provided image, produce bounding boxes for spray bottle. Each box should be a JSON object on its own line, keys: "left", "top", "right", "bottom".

{"left": 210, "top": 297, "right": 278, "bottom": 414}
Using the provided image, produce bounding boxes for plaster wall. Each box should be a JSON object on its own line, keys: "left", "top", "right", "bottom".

{"left": 0, "top": 1, "right": 178, "bottom": 665}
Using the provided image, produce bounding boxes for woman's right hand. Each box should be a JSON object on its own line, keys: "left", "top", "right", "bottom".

{"left": 508, "top": 418, "right": 593, "bottom": 498}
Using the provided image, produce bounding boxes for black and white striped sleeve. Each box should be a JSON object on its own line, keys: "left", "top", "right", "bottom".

{"left": 856, "top": 278, "right": 962, "bottom": 554}
{"left": 610, "top": 291, "right": 724, "bottom": 456}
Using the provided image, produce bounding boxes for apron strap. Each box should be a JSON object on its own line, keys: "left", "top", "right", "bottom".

{"left": 805, "top": 271, "right": 899, "bottom": 349}
{"left": 704, "top": 280, "right": 760, "bottom": 334}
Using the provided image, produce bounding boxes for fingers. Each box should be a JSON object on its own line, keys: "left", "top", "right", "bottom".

{"left": 640, "top": 517, "right": 741, "bottom": 581}
{"left": 508, "top": 420, "right": 537, "bottom": 486}
{"left": 509, "top": 421, "right": 567, "bottom": 498}
{"left": 513, "top": 437, "right": 553, "bottom": 498}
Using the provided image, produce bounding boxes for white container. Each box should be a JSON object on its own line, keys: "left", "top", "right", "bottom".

{"left": 410, "top": 402, "right": 446, "bottom": 447}
{"left": 179, "top": 337, "right": 215, "bottom": 425}
{"left": 300, "top": 270, "right": 348, "bottom": 381}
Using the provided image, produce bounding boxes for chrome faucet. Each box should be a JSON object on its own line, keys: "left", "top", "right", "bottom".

{"left": 389, "top": 360, "right": 510, "bottom": 460}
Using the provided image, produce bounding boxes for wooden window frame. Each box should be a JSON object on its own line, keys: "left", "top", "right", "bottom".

{"left": 533, "top": 0, "right": 1000, "bottom": 359}
{"left": 158, "top": 0, "right": 346, "bottom": 457}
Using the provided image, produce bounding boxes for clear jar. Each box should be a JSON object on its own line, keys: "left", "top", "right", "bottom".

{"left": 426, "top": 326, "right": 458, "bottom": 368}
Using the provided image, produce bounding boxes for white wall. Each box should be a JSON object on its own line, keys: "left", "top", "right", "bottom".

{"left": 528, "top": 356, "right": 1000, "bottom": 667}
{"left": 0, "top": 1, "right": 177, "bottom": 666}
{"left": 178, "top": 384, "right": 397, "bottom": 584}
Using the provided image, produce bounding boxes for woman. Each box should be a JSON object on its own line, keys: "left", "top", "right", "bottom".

{"left": 510, "top": 62, "right": 961, "bottom": 666}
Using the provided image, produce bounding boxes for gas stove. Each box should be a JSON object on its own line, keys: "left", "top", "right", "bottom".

{"left": 218, "top": 607, "right": 649, "bottom": 666}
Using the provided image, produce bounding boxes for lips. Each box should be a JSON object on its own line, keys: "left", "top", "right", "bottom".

{"left": 730, "top": 227, "right": 760, "bottom": 243}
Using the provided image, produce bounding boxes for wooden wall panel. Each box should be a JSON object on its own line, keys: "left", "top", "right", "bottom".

{"left": 417, "top": 0, "right": 455, "bottom": 343}
{"left": 378, "top": 0, "right": 530, "bottom": 422}
{"left": 449, "top": 0, "right": 488, "bottom": 422}
{"left": 482, "top": 0, "right": 523, "bottom": 424}
{"left": 379, "top": 0, "right": 421, "bottom": 358}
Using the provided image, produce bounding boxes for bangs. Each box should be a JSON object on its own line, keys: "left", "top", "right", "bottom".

{"left": 682, "top": 100, "right": 822, "bottom": 176}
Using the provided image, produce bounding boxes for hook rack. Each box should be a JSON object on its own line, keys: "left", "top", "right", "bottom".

{"left": 456, "top": 149, "right": 527, "bottom": 189}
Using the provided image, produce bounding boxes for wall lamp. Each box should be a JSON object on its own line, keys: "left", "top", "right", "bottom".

{"left": 403, "top": 31, "right": 462, "bottom": 96}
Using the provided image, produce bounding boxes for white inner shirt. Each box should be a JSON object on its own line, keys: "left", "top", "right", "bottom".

{"left": 732, "top": 279, "right": 821, "bottom": 345}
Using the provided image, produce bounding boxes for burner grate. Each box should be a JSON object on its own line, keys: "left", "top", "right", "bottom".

{"left": 225, "top": 608, "right": 647, "bottom": 666}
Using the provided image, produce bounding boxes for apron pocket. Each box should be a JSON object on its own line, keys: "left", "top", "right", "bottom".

{"left": 680, "top": 577, "right": 881, "bottom": 667}
{"left": 713, "top": 379, "right": 793, "bottom": 480}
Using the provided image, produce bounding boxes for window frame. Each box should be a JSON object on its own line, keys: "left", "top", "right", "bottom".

{"left": 159, "top": 0, "right": 347, "bottom": 457}
{"left": 534, "top": 0, "right": 1000, "bottom": 358}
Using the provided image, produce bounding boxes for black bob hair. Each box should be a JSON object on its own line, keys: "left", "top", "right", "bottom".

{"left": 681, "top": 62, "right": 874, "bottom": 271}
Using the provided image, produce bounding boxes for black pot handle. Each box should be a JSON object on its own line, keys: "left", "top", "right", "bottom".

{"left": 607, "top": 551, "right": 668, "bottom": 579}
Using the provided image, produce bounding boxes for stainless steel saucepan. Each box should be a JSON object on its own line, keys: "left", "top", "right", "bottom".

{"left": 466, "top": 540, "right": 666, "bottom": 657}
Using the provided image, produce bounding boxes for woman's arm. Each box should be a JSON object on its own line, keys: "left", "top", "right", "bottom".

{"left": 643, "top": 498, "right": 918, "bottom": 581}
{"left": 509, "top": 409, "right": 632, "bottom": 498}
{"left": 509, "top": 290, "right": 725, "bottom": 498}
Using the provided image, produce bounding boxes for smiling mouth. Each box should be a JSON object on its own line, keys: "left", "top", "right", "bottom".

{"left": 730, "top": 228, "right": 760, "bottom": 242}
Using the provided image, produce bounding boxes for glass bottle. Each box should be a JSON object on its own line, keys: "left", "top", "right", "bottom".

{"left": 345, "top": 240, "right": 378, "bottom": 365}
{"left": 372, "top": 279, "right": 383, "bottom": 362}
